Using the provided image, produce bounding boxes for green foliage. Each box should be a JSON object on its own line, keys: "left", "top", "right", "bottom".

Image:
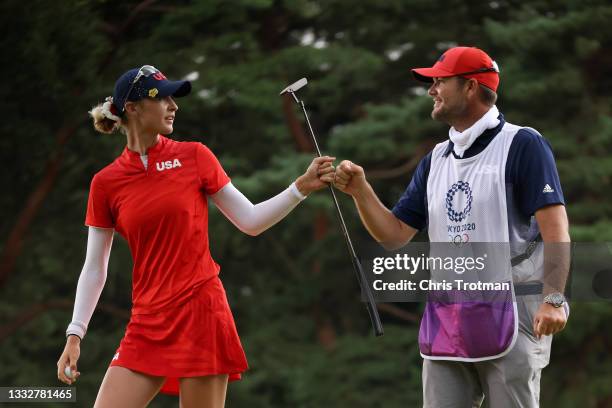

{"left": 228, "top": 326, "right": 423, "bottom": 407}
{"left": 1, "top": 0, "right": 611, "bottom": 407}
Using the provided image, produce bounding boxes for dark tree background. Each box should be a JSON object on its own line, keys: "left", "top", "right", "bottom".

{"left": 1, "top": 0, "right": 611, "bottom": 406}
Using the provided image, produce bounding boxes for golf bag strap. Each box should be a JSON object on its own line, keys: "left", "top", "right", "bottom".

{"left": 510, "top": 233, "right": 542, "bottom": 267}
{"left": 511, "top": 233, "right": 544, "bottom": 296}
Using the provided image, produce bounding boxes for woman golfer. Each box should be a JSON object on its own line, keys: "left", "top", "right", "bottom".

{"left": 56, "top": 65, "right": 334, "bottom": 407}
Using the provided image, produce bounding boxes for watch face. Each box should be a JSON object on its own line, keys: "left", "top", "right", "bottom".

{"left": 546, "top": 293, "right": 565, "bottom": 307}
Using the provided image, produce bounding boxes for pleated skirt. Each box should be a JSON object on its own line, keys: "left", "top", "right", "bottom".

{"left": 109, "top": 276, "right": 248, "bottom": 395}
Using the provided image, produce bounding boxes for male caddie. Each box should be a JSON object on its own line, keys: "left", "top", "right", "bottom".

{"left": 333, "top": 46, "right": 570, "bottom": 407}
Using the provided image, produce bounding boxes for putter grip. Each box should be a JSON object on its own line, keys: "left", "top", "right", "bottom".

{"left": 325, "top": 174, "right": 384, "bottom": 337}
{"left": 352, "top": 255, "right": 384, "bottom": 336}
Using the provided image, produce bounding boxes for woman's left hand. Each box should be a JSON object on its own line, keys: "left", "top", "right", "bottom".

{"left": 295, "top": 156, "right": 336, "bottom": 196}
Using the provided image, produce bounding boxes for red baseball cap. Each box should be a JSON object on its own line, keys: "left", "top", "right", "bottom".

{"left": 411, "top": 46, "right": 500, "bottom": 91}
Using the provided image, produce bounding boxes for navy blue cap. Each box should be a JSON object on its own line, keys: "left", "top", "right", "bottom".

{"left": 112, "top": 66, "right": 191, "bottom": 114}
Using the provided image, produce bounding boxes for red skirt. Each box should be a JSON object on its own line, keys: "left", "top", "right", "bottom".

{"left": 109, "top": 276, "right": 248, "bottom": 396}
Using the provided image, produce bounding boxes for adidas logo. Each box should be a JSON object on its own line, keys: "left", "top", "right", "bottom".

{"left": 543, "top": 184, "right": 554, "bottom": 193}
{"left": 112, "top": 352, "right": 120, "bottom": 361}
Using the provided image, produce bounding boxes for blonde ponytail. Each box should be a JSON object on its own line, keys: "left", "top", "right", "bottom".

{"left": 89, "top": 97, "right": 124, "bottom": 134}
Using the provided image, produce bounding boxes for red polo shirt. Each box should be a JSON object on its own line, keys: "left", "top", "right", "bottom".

{"left": 85, "top": 135, "right": 230, "bottom": 314}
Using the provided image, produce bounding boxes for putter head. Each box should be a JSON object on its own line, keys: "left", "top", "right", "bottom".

{"left": 279, "top": 78, "right": 308, "bottom": 95}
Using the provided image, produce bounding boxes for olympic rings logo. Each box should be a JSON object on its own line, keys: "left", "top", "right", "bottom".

{"left": 449, "top": 234, "right": 470, "bottom": 244}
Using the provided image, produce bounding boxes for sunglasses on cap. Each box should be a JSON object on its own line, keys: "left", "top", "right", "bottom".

{"left": 121, "top": 65, "right": 160, "bottom": 112}
{"left": 455, "top": 61, "right": 500, "bottom": 77}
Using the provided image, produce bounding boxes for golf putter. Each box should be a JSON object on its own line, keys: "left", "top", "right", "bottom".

{"left": 280, "top": 78, "right": 384, "bottom": 337}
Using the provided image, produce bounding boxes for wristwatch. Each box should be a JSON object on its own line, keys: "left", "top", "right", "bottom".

{"left": 543, "top": 292, "right": 566, "bottom": 308}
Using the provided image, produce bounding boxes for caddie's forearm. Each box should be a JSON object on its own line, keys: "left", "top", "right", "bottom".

{"left": 536, "top": 205, "right": 571, "bottom": 297}
{"left": 353, "top": 182, "right": 414, "bottom": 249}
{"left": 542, "top": 231, "right": 571, "bottom": 297}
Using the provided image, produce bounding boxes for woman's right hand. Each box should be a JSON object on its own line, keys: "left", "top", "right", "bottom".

{"left": 57, "top": 335, "right": 81, "bottom": 385}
